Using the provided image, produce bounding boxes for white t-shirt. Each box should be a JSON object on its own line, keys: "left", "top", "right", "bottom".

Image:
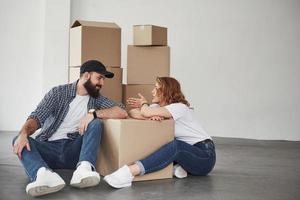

{"left": 48, "top": 95, "right": 90, "bottom": 141}
{"left": 152, "top": 103, "right": 211, "bottom": 145}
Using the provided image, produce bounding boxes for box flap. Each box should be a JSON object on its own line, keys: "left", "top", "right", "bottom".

{"left": 133, "top": 24, "right": 167, "bottom": 29}
{"left": 71, "top": 20, "right": 120, "bottom": 28}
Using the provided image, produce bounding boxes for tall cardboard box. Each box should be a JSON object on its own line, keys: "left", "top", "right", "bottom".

{"left": 97, "top": 119, "right": 174, "bottom": 181}
{"left": 68, "top": 66, "right": 123, "bottom": 103}
{"left": 69, "top": 20, "right": 121, "bottom": 67}
{"left": 134, "top": 25, "right": 167, "bottom": 46}
{"left": 122, "top": 84, "right": 154, "bottom": 110}
{"left": 127, "top": 45, "right": 170, "bottom": 84}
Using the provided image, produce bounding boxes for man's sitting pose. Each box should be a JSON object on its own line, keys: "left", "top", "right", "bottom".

{"left": 12, "top": 60, "right": 127, "bottom": 197}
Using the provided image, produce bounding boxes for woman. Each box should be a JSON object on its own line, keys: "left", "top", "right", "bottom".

{"left": 104, "top": 77, "right": 216, "bottom": 188}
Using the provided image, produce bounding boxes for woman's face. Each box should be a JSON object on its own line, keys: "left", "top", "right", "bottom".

{"left": 151, "top": 82, "right": 161, "bottom": 103}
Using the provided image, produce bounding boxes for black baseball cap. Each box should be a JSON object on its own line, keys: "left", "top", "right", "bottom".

{"left": 80, "top": 60, "right": 114, "bottom": 78}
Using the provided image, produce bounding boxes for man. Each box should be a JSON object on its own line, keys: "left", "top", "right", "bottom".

{"left": 12, "top": 60, "right": 127, "bottom": 197}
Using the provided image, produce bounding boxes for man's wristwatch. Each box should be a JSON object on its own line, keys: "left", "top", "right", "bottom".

{"left": 88, "top": 109, "right": 97, "bottom": 119}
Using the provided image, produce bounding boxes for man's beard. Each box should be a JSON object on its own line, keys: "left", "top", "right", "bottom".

{"left": 83, "top": 79, "right": 101, "bottom": 98}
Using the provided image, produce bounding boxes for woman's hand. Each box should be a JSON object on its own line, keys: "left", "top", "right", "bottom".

{"left": 149, "top": 116, "right": 164, "bottom": 121}
{"left": 127, "top": 93, "right": 148, "bottom": 108}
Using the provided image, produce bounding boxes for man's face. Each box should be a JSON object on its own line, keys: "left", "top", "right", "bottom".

{"left": 83, "top": 72, "right": 105, "bottom": 98}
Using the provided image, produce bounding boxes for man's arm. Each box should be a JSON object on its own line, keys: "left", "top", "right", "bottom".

{"left": 79, "top": 94, "right": 128, "bottom": 135}
{"left": 13, "top": 118, "right": 39, "bottom": 159}
{"left": 96, "top": 106, "right": 128, "bottom": 119}
{"left": 13, "top": 87, "right": 58, "bottom": 158}
{"left": 78, "top": 106, "right": 128, "bottom": 134}
{"left": 28, "top": 87, "right": 59, "bottom": 129}
{"left": 19, "top": 118, "right": 39, "bottom": 136}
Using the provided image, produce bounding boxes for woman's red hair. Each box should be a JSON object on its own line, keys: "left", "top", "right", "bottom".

{"left": 156, "top": 77, "right": 190, "bottom": 107}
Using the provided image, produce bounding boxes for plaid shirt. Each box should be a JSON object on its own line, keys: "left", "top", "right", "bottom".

{"left": 29, "top": 81, "right": 123, "bottom": 141}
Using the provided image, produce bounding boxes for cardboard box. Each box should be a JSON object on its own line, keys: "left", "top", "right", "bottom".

{"left": 127, "top": 45, "right": 170, "bottom": 84}
{"left": 97, "top": 119, "right": 174, "bottom": 181}
{"left": 69, "top": 20, "right": 121, "bottom": 67}
{"left": 68, "top": 66, "right": 123, "bottom": 103}
{"left": 134, "top": 25, "right": 167, "bottom": 46}
{"left": 122, "top": 84, "right": 154, "bottom": 110}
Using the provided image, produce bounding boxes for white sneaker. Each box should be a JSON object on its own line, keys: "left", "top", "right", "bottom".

{"left": 173, "top": 164, "right": 188, "bottom": 178}
{"left": 26, "top": 167, "right": 65, "bottom": 197}
{"left": 70, "top": 161, "right": 100, "bottom": 188}
{"left": 103, "top": 165, "right": 134, "bottom": 189}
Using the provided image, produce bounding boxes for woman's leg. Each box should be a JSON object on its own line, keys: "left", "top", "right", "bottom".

{"left": 134, "top": 139, "right": 215, "bottom": 176}
{"left": 104, "top": 139, "right": 216, "bottom": 189}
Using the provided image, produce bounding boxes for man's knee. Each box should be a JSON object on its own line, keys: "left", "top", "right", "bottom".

{"left": 12, "top": 135, "right": 36, "bottom": 146}
{"left": 87, "top": 119, "right": 103, "bottom": 132}
{"left": 89, "top": 118, "right": 102, "bottom": 127}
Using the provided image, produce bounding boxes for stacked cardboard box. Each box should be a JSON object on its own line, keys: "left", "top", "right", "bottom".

{"left": 96, "top": 119, "right": 174, "bottom": 181}
{"left": 68, "top": 20, "right": 122, "bottom": 103}
{"left": 123, "top": 25, "right": 170, "bottom": 109}
{"left": 68, "top": 22, "right": 174, "bottom": 181}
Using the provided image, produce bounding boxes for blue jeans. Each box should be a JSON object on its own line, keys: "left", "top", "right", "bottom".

{"left": 136, "top": 139, "right": 216, "bottom": 176}
{"left": 12, "top": 119, "right": 102, "bottom": 182}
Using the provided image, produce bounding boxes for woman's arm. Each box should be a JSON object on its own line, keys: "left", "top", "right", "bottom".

{"left": 127, "top": 93, "right": 173, "bottom": 119}
{"left": 129, "top": 108, "right": 165, "bottom": 121}
{"left": 128, "top": 108, "right": 148, "bottom": 119}
{"left": 140, "top": 105, "right": 172, "bottom": 118}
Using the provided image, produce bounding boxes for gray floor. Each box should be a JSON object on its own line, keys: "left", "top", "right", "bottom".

{"left": 0, "top": 132, "right": 299, "bottom": 200}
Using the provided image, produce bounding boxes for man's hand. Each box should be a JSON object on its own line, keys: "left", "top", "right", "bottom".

{"left": 13, "top": 133, "right": 31, "bottom": 159}
{"left": 13, "top": 118, "right": 38, "bottom": 159}
{"left": 79, "top": 114, "right": 94, "bottom": 135}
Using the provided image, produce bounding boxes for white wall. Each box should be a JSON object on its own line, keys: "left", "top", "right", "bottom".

{"left": 0, "top": 0, "right": 70, "bottom": 131}
{"left": 0, "top": 0, "right": 45, "bottom": 131}
{"left": 42, "top": 0, "right": 70, "bottom": 93}
{"left": 71, "top": 0, "right": 300, "bottom": 140}
{"left": 0, "top": 0, "right": 299, "bottom": 141}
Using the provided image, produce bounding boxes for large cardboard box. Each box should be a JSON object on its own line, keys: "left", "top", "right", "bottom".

{"left": 133, "top": 25, "right": 167, "bottom": 46}
{"left": 97, "top": 119, "right": 174, "bottom": 181}
{"left": 69, "top": 20, "right": 121, "bottom": 67}
{"left": 68, "top": 66, "right": 123, "bottom": 103}
{"left": 122, "top": 84, "right": 154, "bottom": 110}
{"left": 127, "top": 45, "right": 170, "bottom": 84}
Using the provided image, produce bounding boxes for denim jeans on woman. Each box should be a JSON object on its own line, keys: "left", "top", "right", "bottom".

{"left": 12, "top": 119, "right": 102, "bottom": 182}
{"left": 136, "top": 139, "right": 216, "bottom": 176}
